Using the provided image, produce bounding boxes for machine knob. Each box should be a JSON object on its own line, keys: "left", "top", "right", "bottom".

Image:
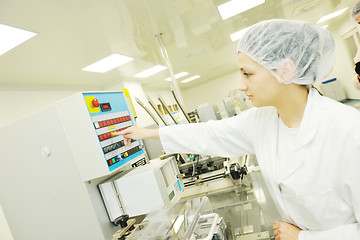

{"left": 114, "top": 214, "right": 129, "bottom": 228}
{"left": 92, "top": 98, "right": 100, "bottom": 107}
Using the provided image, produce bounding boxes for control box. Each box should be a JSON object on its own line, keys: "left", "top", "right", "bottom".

{"left": 82, "top": 92, "right": 145, "bottom": 173}
{"left": 56, "top": 91, "right": 146, "bottom": 181}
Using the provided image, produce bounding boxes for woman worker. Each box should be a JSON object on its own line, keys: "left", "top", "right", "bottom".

{"left": 114, "top": 19, "right": 360, "bottom": 240}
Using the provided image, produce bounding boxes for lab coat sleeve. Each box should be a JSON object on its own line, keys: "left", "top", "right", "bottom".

{"left": 159, "top": 108, "right": 259, "bottom": 157}
{"left": 299, "top": 125, "right": 360, "bottom": 240}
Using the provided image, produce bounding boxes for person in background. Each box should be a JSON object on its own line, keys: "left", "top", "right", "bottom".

{"left": 351, "top": 1, "right": 360, "bottom": 90}
{"left": 114, "top": 19, "right": 360, "bottom": 240}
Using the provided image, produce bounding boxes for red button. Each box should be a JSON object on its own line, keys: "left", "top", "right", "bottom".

{"left": 92, "top": 98, "right": 100, "bottom": 107}
{"left": 107, "top": 133, "right": 111, "bottom": 138}
{"left": 106, "top": 120, "right": 110, "bottom": 126}
{"left": 99, "top": 122, "right": 103, "bottom": 128}
{"left": 110, "top": 119, "right": 114, "bottom": 125}
{"left": 99, "top": 135, "right": 104, "bottom": 141}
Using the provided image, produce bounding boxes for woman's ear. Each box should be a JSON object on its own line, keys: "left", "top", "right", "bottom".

{"left": 276, "top": 59, "right": 296, "bottom": 84}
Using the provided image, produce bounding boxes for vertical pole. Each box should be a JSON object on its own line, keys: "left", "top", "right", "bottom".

{"left": 155, "top": 33, "right": 185, "bottom": 107}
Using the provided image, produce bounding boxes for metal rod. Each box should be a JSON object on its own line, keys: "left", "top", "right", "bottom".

{"left": 148, "top": 97, "right": 168, "bottom": 126}
{"left": 158, "top": 96, "right": 179, "bottom": 124}
{"left": 171, "top": 89, "right": 191, "bottom": 123}
{"left": 135, "top": 97, "right": 159, "bottom": 126}
{"left": 155, "top": 33, "right": 185, "bottom": 107}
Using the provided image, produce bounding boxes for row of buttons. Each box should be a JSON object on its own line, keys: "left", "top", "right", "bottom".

{"left": 106, "top": 145, "right": 142, "bottom": 167}
{"left": 103, "top": 141, "right": 124, "bottom": 154}
{"left": 95, "top": 116, "right": 131, "bottom": 129}
{"left": 122, "top": 145, "right": 141, "bottom": 158}
{"left": 98, "top": 127, "right": 129, "bottom": 141}
{"left": 103, "top": 139, "right": 136, "bottom": 154}
{"left": 107, "top": 156, "right": 120, "bottom": 166}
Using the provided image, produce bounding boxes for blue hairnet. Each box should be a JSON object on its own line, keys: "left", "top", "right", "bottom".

{"left": 237, "top": 19, "right": 335, "bottom": 85}
{"left": 351, "top": 1, "right": 360, "bottom": 20}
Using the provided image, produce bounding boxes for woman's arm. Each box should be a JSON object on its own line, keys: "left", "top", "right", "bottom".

{"left": 112, "top": 126, "right": 159, "bottom": 146}
{"left": 112, "top": 108, "right": 260, "bottom": 157}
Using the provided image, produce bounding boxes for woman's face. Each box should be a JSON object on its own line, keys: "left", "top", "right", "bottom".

{"left": 237, "top": 52, "right": 284, "bottom": 107}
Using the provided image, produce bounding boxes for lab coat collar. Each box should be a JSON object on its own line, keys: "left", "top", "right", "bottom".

{"left": 262, "top": 88, "right": 322, "bottom": 147}
{"left": 297, "top": 88, "right": 322, "bottom": 147}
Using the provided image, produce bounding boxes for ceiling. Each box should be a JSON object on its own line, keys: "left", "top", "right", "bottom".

{"left": 0, "top": 0, "right": 355, "bottom": 90}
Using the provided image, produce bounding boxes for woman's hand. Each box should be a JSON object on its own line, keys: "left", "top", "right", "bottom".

{"left": 111, "top": 126, "right": 159, "bottom": 146}
{"left": 273, "top": 221, "right": 301, "bottom": 240}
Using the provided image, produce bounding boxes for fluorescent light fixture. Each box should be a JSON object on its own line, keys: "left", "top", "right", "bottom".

{"left": 230, "top": 26, "right": 252, "bottom": 42}
{"left": 164, "top": 72, "right": 189, "bottom": 81}
{"left": 134, "top": 65, "right": 167, "bottom": 78}
{"left": 317, "top": 7, "right": 348, "bottom": 24}
{"left": 181, "top": 75, "right": 200, "bottom": 83}
{"left": 82, "top": 54, "right": 133, "bottom": 73}
{"left": 0, "top": 23, "right": 37, "bottom": 56}
{"left": 217, "top": 0, "right": 265, "bottom": 21}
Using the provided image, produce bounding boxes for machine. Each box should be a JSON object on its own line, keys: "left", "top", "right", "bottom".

{"left": 0, "top": 91, "right": 147, "bottom": 240}
{"left": 99, "top": 157, "right": 184, "bottom": 222}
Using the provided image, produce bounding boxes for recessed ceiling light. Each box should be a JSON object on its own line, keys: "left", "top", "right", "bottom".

{"left": 164, "top": 72, "right": 189, "bottom": 81}
{"left": 181, "top": 75, "right": 200, "bottom": 83}
{"left": 134, "top": 65, "right": 167, "bottom": 78}
{"left": 317, "top": 7, "right": 348, "bottom": 24}
{"left": 217, "top": 0, "right": 265, "bottom": 21}
{"left": 230, "top": 26, "right": 252, "bottom": 42}
{"left": 0, "top": 23, "right": 37, "bottom": 56}
{"left": 82, "top": 54, "right": 133, "bottom": 73}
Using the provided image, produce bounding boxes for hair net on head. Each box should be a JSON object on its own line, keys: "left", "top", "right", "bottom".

{"left": 237, "top": 19, "right": 336, "bottom": 85}
{"left": 351, "top": 1, "right": 360, "bottom": 20}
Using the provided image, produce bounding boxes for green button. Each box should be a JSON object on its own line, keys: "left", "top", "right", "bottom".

{"left": 112, "top": 159, "right": 115, "bottom": 163}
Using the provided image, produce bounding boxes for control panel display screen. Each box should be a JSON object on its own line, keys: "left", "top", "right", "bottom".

{"left": 100, "top": 102, "right": 112, "bottom": 112}
{"left": 83, "top": 92, "right": 145, "bottom": 172}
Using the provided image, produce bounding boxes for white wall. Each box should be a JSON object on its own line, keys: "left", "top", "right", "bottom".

{"left": 0, "top": 87, "right": 98, "bottom": 127}
{"left": 181, "top": 71, "right": 240, "bottom": 111}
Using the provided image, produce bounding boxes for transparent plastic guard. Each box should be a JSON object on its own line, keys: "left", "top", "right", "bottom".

{"left": 127, "top": 196, "right": 215, "bottom": 240}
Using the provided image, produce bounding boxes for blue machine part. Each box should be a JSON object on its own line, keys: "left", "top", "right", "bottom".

{"left": 83, "top": 92, "right": 145, "bottom": 172}
{"left": 177, "top": 179, "right": 183, "bottom": 192}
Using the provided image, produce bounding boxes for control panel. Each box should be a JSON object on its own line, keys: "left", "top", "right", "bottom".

{"left": 83, "top": 92, "right": 145, "bottom": 172}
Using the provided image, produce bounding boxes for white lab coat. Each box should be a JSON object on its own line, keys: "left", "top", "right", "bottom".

{"left": 159, "top": 88, "right": 360, "bottom": 240}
